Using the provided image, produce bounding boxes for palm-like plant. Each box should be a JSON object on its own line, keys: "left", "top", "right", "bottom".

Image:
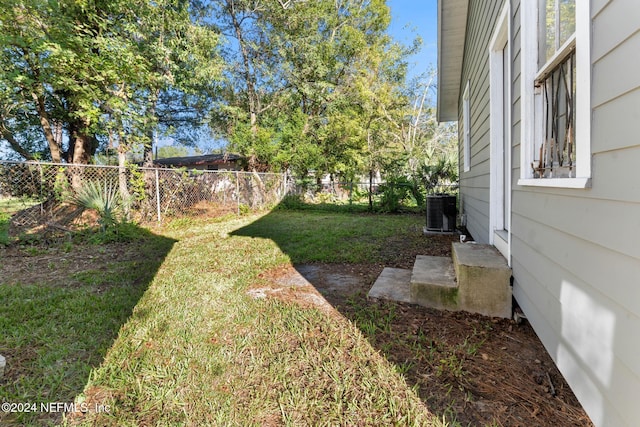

{"left": 70, "top": 180, "right": 122, "bottom": 230}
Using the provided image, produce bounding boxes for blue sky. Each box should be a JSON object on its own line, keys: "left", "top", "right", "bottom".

{"left": 386, "top": 0, "right": 438, "bottom": 80}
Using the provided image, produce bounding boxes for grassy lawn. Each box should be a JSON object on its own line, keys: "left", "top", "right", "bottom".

{"left": 38, "top": 210, "right": 443, "bottom": 426}
{"left": 0, "top": 197, "right": 41, "bottom": 245}
{"left": 1, "top": 208, "right": 591, "bottom": 426}
{"left": 0, "top": 227, "right": 176, "bottom": 426}
{"left": 0, "top": 157, "right": 585, "bottom": 426}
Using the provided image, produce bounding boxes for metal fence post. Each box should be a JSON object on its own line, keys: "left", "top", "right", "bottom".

{"left": 282, "top": 172, "right": 287, "bottom": 199}
{"left": 155, "top": 168, "right": 161, "bottom": 223}
{"left": 235, "top": 171, "right": 240, "bottom": 215}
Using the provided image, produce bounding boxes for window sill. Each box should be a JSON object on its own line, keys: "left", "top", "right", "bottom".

{"left": 517, "top": 177, "right": 591, "bottom": 189}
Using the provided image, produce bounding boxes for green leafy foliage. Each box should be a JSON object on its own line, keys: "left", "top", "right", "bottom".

{"left": 207, "top": 0, "right": 414, "bottom": 177}
{"left": 53, "top": 167, "right": 72, "bottom": 202}
{"left": 277, "top": 194, "right": 307, "bottom": 210}
{"left": 0, "top": 211, "right": 10, "bottom": 245}
{"left": 421, "top": 152, "right": 459, "bottom": 195}
{"left": 126, "top": 163, "right": 146, "bottom": 203}
{"left": 79, "top": 221, "right": 151, "bottom": 244}
{"left": 69, "top": 180, "right": 122, "bottom": 230}
{"left": 377, "top": 177, "right": 417, "bottom": 213}
{"left": 0, "top": 0, "right": 223, "bottom": 164}
{"left": 1, "top": 0, "right": 458, "bottom": 201}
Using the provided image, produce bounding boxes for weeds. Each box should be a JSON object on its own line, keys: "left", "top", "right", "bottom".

{"left": 347, "top": 297, "right": 398, "bottom": 338}
{"left": 436, "top": 354, "right": 466, "bottom": 379}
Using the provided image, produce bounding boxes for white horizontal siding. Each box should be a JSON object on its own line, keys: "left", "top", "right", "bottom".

{"left": 592, "top": 88, "right": 640, "bottom": 153}
{"left": 592, "top": 0, "right": 640, "bottom": 62}
{"left": 592, "top": 29, "right": 640, "bottom": 108}
{"left": 511, "top": 233, "right": 640, "bottom": 427}
{"left": 515, "top": 146, "right": 640, "bottom": 204}
{"left": 512, "top": 265, "right": 629, "bottom": 427}
{"left": 511, "top": 190, "right": 640, "bottom": 260}
{"left": 458, "top": 0, "right": 503, "bottom": 244}
{"left": 510, "top": 221, "right": 640, "bottom": 376}
{"left": 509, "top": 0, "right": 640, "bottom": 426}
{"left": 589, "top": 147, "right": 640, "bottom": 203}
{"left": 591, "top": 0, "right": 610, "bottom": 18}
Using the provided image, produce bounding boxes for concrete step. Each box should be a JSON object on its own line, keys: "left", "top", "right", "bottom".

{"left": 368, "top": 243, "right": 512, "bottom": 319}
{"left": 409, "top": 255, "right": 459, "bottom": 311}
{"left": 452, "top": 242, "right": 512, "bottom": 318}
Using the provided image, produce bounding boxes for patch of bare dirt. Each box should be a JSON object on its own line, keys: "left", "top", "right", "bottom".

{"left": 0, "top": 238, "right": 159, "bottom": 290}
{"left": 251, "top": 256, "right": 593, "bottom": 426}
{"left": 8, "top": 200, "right": 98, "bottom": 239}
{"left": 184, "top": 200, "right": 238, "bottom": 218}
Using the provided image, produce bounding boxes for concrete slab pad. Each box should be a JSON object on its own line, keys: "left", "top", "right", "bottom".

{"left": 422, "top": 227, "right": 460, "bottom": 236}
{"left": 367, "top": 268, "right": 412, "bottom": 303}
{"left": 276, "top": 269, "right": 314, "bottom": 287}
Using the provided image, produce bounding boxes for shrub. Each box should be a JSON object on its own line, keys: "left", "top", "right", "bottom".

{"left": 69, "top": 180, "right": 122, "bottom": 230}
{"left": 277, "top": 194, "right": 307, "bottom": 210}
{"left": 238, "top": 203, "right": 250, "bottom": 215}
{"left": 377, "top": 177, "right": 414, "bottom": 213}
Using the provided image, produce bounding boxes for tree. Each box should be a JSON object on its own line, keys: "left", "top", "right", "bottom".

{"left": 207, "top": 0, "right": 412, "bottom": 178}
{"left": 0, "top": 0, "right": 222, "bottom": 165}
{"left": 1, "top": 0, "right": 131, "bottom": 163}
{"left": 374, "top": 69, "right": 458, "bottom": 199}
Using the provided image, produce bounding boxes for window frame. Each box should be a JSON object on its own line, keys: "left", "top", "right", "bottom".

{"left": 462, "top": 80, "right": 471, "bottom": 173}
{"left": 518, "top": 0, "right": 591, "bottom": 188}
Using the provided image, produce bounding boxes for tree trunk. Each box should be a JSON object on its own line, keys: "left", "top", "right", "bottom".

{"left": 227, "top": 0, "right": 259, "bottom": 134}
{"left": 68, "top": 117, "right": 96, "bottom": 188}
{"left": 143, "top": 91, "right": 159, "bottom": 168}
{"left": 369, "top": 169, "right": 373, "bottom": 212}
{"left": 31, "top": 92, "right": 62, "bottom": 162}
{"left": 71, "top": 130, "right": 94, "bottom": 165}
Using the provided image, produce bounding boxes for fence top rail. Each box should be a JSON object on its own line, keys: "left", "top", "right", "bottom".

{"left": 0, "top": 160, "right": 285, "bottom": 178}
{"left": 0, "top": 160, "right": 121, "bottom": 169}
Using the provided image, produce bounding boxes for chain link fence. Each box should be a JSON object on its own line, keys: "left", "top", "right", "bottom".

{"left": 0, "top": 161, "right": 287, "bottom": 228}
{"left": 0, "top": 160, "right": 459, "bottom": 236}
{"left": 285, "top": 179, "right": 459, "bottom": 209}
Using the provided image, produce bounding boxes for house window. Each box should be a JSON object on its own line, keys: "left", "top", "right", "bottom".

{"left": 462, "top": 81, "right": 471, "bottom": 173}
{"left": 519, "top": 0, "right": 590, "bottom": 188}
{"left": 539, "top": 0, "right": 575, "bottom": 64}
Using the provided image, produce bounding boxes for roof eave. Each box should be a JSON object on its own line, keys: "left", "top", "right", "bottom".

{"left": 437, "top": 0, "right": 469, "bottom": 123}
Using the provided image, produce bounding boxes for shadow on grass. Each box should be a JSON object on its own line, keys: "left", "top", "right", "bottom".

{"left": 230, "top": 204, "right": 465, "bottom": 421}
{"left": 230, "top": 205, "right": 592, "bottom": 427}
{"left": 0, "top": 225, "right": 176, "bottom": 426}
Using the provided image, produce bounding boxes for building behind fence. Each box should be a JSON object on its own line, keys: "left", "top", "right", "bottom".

{"left": 0, "top": 161, "right": 287, "bottom": 225}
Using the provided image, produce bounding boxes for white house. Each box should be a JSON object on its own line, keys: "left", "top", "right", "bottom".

{"left": 437, "top": 1, "right": 640, "bottom": 426}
